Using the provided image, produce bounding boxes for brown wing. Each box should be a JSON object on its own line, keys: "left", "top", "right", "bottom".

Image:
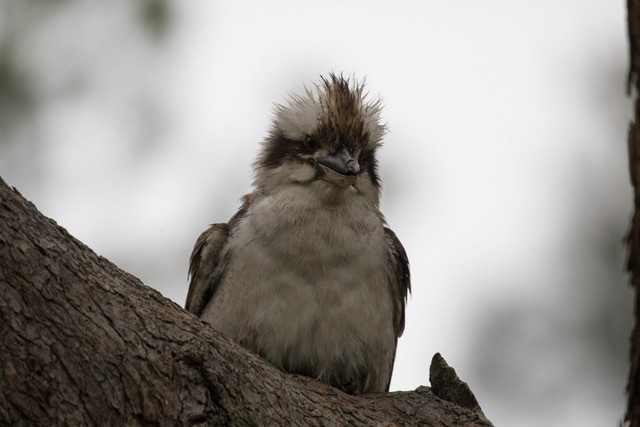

{"left": 186, "top": 193, "right": 255, "bottom": 317}
{"left": 186, "top": 223, "right": 230, "bottom": 316}
{"left": 382, "top": 226, "right": 411, "bottom": 391}
{"left": 385, "top": 227, "right": 411, "bottom": 337}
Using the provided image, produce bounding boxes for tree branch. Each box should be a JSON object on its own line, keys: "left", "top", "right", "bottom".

{"left": 0, "top": 177, "right": 491, "bottom": 426}
{"left": 629, "top": 1, "right": 640, "bottom": 425}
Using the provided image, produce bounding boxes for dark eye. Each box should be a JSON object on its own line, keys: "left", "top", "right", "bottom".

{"left": 302, "top": 135, "right": 317, "bottom": 153}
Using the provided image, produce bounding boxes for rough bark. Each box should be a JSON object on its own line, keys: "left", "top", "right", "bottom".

{"left": 630, "top": 1, "right": 640, "bottom": 425}
{"left": 0, "top": 176, "right": 491, "bottom": 426}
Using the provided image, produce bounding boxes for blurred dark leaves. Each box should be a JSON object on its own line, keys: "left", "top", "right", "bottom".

{"left": 139, "top": 0, "right": 171, "bottom": 41}
{"left": 0, "top": 0, "right": 173, "bottom": 141}
{"left": 0, "top": 47, "right": 34, "bottom": 139}
{"left": 470, "top": 142, "right": 632, "bottom": 418}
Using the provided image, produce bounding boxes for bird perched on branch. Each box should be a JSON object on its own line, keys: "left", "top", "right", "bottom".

{"left": 186, "top": 74, "right": 410, "bottom": 394}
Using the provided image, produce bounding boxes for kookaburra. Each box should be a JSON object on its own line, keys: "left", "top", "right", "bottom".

{"left": 186, "top": 74, "right": 410, "bottom": 395}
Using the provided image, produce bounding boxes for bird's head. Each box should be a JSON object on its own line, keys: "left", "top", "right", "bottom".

{"left": 253, "top": 74, "right": 386, "bottom": 206}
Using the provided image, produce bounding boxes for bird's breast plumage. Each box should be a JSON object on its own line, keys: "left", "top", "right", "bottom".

{"left": 200, "top": 186, "right": 396, "bottom": 393}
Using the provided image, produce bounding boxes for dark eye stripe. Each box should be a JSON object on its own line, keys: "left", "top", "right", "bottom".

{"left": 257, "top": 132, "right": 311, "bottom": 168}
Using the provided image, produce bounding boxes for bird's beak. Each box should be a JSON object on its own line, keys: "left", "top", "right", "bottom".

{"left": 314, "top": 147, "right": 360, "bottom": 188}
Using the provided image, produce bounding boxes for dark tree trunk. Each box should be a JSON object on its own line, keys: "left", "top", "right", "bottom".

{"left": 628, "top": 1, "right": 640, "bottom": 425}
{"left": 0, "top": 177, "right": 491, "bottom": 426}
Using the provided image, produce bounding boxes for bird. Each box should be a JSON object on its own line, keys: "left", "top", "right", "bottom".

{"left": 186, "top": 74, "right": 410, "bottom": 395}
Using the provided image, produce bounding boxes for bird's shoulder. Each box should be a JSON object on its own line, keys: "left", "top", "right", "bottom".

{"left": 185, "top": 193, "right": 255, "bottom": 316}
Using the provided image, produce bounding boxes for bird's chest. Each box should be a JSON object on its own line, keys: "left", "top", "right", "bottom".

{"left": 221, "top": 188, "right": 391, "bottom": 322}
{"left": 207, "top": 190, "right": 395, "bottom": 391}
{"left": 226, "top": 193, "right": 390, "bottom": 323}
{"left": 240, "top": 190, "right": 384, "bottom": 278}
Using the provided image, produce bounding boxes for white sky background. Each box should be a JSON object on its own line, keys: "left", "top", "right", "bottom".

{"left": 0, "top": 1, "right": 634, "bottom": 426}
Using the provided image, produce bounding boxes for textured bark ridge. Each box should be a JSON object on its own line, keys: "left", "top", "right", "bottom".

{"left": 0, "top": 177, "right": 492, "bottom": 426}
{"left": 430, "top": 353, "right": 488, "bottom": 423}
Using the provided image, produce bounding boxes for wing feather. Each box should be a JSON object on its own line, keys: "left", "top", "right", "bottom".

{"left": 185, "top": 194, "right": 255, "bottom": 317}
{"left": 385, "top": 227, "right": 411, "bottom": 337}
{"left": 382, "top": 226, "right": 411, "bottom": 391}
{"left": 186, "top": 223, "right": 229, "bottom": 316}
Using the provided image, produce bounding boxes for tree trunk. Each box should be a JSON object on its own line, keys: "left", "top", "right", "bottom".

{"left": 628, "top": 1, "right": 640, "bottom": 425}
{"left": 0, "top": 177, "right": 491, "bottom": 426}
